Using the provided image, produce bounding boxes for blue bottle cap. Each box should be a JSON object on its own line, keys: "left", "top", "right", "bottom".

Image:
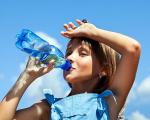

{"left": 60, "top": 59, "right": 72, "bottom": 71}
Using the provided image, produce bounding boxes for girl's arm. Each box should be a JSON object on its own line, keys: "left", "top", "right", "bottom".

{"left": 92, "top": 28, "right": 141, "bottom": 112}
{"left": 13, "top": 99, "right": 50, "bottom": 120}
{"left": 61, "top": 19, "right": 141, "bottom": 113}
{"left": 0, "top": 57, "right": 54, "bottom": 120}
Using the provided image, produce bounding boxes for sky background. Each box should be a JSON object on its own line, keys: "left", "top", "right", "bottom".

{"left": 0, "top": 0, "right": 150, "bottom": 119}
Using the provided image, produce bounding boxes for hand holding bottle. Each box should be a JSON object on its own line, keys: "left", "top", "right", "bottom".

{"left": 15, "top": 29, "right": 71, "bottom": 71}
{"left": 23, "top": 56, "right": 55, "bottom": 80}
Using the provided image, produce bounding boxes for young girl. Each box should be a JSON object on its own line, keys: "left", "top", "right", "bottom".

{"left": 0, "top": 19, "right": 141, "bottom": 120}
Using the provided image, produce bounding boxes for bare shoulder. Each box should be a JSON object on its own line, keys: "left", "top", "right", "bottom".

{"left": 14, "top": 99, "right": 51, "bottom": 120}
{"left": 32, "top": 99, "right": 51, "bottom": 120}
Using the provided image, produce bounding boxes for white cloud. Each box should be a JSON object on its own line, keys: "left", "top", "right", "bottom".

{"left": 127, "top": 76, "right": 150, "bottom": 103}
{"left": 126, "top": 89, "right": 136, "bottom": 104}
{"left": 19, "top": 58, "right": 28, "bottom": 71}
{"left": 35, "top": 32, "right": 61, "bottom": 49}
{"left": 126, "top": 76, "right": 150, "bottom": 120}
{"left": 137, "top": 76, "right": 150, "bottom": 96}
{"left": 26, "top": 68, "right": 71, "bottom": 103}
{"left": 0, "top": 73, "right": 4, "bottom": 80}
{"left": 130, "top": 111, "right": 150, "bottom": 120}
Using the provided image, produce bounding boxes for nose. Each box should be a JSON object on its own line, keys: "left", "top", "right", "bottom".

{"left": 66, "top": 53, "right": 75, "bottom": 64}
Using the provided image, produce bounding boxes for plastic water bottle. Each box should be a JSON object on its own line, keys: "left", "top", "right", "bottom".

{"left": 15, "top": 29, "right": 71, "bottom": 71}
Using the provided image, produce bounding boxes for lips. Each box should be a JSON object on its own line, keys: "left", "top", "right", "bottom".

{"left": 69, "top": 67, "right": 75, "bottom": 71}
{"left": 64, "top": 67, "right": 76, "bottom": 76}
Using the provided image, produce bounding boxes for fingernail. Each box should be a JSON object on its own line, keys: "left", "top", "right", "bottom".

{"left": 64, "top": 24, "right": 67, "bottom": 26}
{"left": 50, "top": 59, "right": 55, "bottom": 63}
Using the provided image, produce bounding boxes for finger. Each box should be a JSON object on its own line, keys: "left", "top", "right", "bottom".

{"left": 35, "top": 58, "right": 40, "bottom": 65}
{"left": 42, "top": 61, "right": 55, "bottom": 74}
{"left": 47, "top": 59, "right": 55, "bottom": 68}
{"left": 64, "top": 24, "right": 72, "bottom": 31}
{"left": 68, "top": 22, "right": 77, "bottom": 29}
{"left": 49, "top": 59, "right": 55, "bottom": 65}
{"left": 42, "top": 66, "right": 53, "bottom": 74}
{"left": 26, "top": 56, "right": 35, "bottom": 67}
{"left": 31, "top": 57, "right": 37, "bottom": 65}
{"left": 76, "top": 19, "right": 84, "bottom": 25}
{"left": 60, "top": 31, "right": 71, "bottom": 38}
{"left": 36, "top": 60, "right": 44, "bottom": 68}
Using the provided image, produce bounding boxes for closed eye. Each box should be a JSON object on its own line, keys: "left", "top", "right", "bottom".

{"left": 78, "top": 47, "right": 90, "bottom": 57}
{"left": 79, "top": 51, "right": 89, "bottom": 57}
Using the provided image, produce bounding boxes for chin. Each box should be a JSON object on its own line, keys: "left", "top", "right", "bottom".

{"left": 64, "top": 74, "right": 77, "bottom": 84}
{"left": 64, "top": 71, "right": 72, "bottom": 80}
{"left": 64, "top": 75, "right": 73, "bottom": 82}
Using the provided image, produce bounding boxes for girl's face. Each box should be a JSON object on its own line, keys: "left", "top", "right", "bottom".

{"left": 63, "top": 38, "right": 101, "bottom": 84}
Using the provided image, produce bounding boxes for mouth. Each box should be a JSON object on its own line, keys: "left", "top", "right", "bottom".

{"left": 69, "top": 67, "right": 75, "bottom": 71}
{"left": 65, "top": 67, "right": 75, "bottom": 73}
{"left": 64, "top": 67, "right": 76, "bottom": 76}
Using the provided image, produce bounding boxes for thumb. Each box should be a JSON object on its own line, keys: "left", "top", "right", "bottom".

{"left": 42, "top": 60, "right": 55, "bottom": 74}
{"left": 61, "top": 31, "right": 76, "bottom": 38}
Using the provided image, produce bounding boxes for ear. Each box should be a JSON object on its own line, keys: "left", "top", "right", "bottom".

{"left": 98, "top": 71, "right": 107, "bottom": 81}
{"left": 98, "top": 69, "right": 109, "bottom": 86}
{"left": 98, "top": 66, "right": 107, "bottom": 78}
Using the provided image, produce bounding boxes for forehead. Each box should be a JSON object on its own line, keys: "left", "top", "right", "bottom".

{"left": 67, "top": 38, "right": 92, "bottom": 50}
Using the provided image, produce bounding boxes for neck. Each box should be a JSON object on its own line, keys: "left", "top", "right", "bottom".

{"left": 68, "top": 76, "right": 101, "bottom": 96}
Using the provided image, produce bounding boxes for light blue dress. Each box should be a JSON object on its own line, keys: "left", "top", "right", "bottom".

{"left": 44, "top": 89, "right": 113, "bottom": 120}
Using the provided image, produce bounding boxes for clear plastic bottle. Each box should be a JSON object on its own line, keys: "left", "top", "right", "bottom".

{"left": 15, "top": 29, "right": 71, "bottom": 71}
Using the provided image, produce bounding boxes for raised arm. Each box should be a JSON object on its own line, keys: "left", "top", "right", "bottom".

{"left": 61, "top": 19, "right": 141, "bottom": 113}
{"left": 0, "top": 57, "right": 54, "bottom": 120}
{"left": 93, "top": 28, "right": 141, "bottom": 110}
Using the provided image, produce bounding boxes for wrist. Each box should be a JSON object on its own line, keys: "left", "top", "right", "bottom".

{"left": 87, "top": 27, "right": 100, "bottom": 41}
{"left": 91, "top": 28, "right": 110, "bottom": 43}
{"left": 9, "top": 71, "right": 35, "bottom": 97}
{"left": 20, "top": 70, "right": 36, "bottom": 83}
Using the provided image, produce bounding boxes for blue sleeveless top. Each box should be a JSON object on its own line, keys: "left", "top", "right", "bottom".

{"left": 43, "top": 89, "right": 113, "bottom": 120}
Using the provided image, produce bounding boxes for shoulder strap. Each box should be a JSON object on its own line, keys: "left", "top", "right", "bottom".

{"left": 43, "top": 89, "right": 55, "bottom": 105}
{"left": 99, "top": 90, "right": 117, "bottom": 104}
{"left": 98, "top": 90, "right": 113, "bottom": 97}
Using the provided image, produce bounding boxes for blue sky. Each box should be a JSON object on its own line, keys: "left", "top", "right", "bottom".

{"left": 0, "top": 0, "right": 150, "bottom": 119}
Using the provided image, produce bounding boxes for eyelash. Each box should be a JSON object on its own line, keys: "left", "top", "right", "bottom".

{"left": 79, "top": 51, "right": 88, "bottom": 56}
{"left": 65, "top": 51, "right": 88, "bottom": 57}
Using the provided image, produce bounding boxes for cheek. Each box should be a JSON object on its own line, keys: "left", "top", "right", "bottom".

{"left": 77, "top": 58, "right": 93, "bottom": 77}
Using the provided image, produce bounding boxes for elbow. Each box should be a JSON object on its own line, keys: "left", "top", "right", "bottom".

{"left": 133, "top": 41, "right": 141, "bottom": 55}
{"left": 127, "top": 40, "right": 141, "bottom": 56}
